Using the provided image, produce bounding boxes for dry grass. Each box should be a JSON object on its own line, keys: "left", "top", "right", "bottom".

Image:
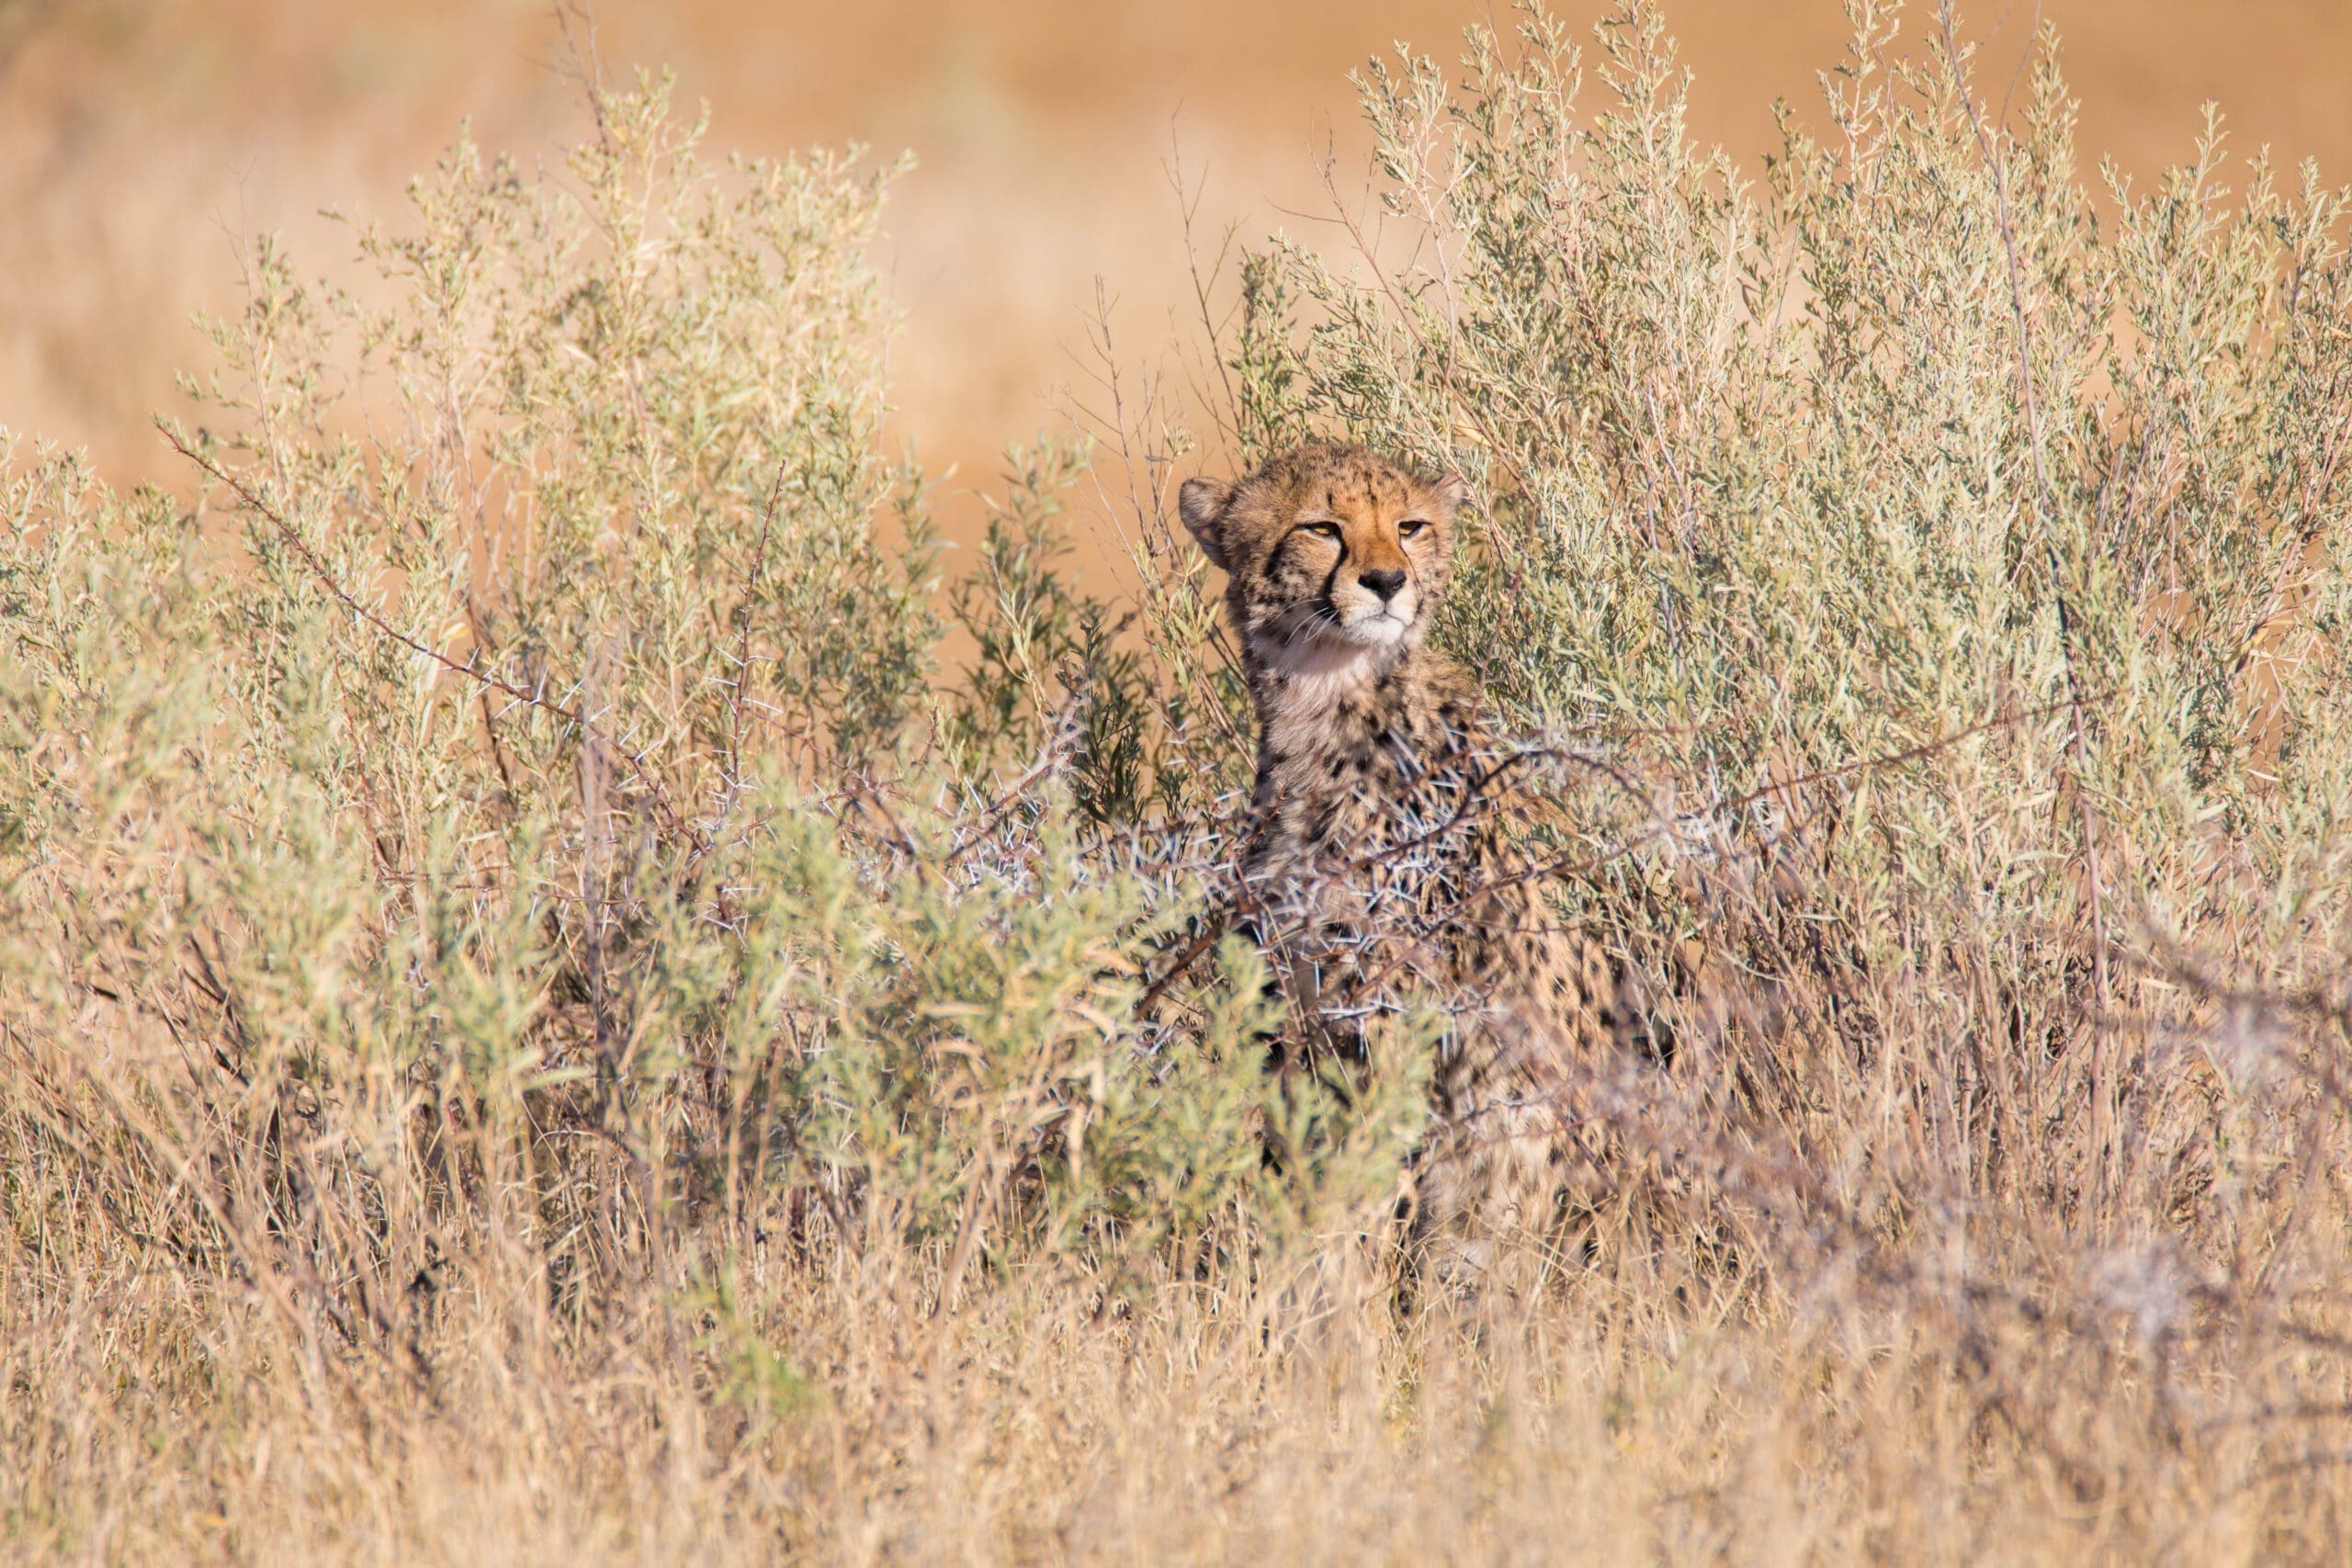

{"left": 6, "top": 4, "right": 2352, "bottom": 1562}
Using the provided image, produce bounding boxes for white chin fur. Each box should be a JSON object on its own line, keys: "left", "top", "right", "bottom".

{"left": 1254, "top": 612, "right": 1413, "bottom": 684}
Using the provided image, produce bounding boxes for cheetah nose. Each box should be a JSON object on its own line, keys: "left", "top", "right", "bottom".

{"left": 1358, "top": 568, "right": 1408, "bottom": 603}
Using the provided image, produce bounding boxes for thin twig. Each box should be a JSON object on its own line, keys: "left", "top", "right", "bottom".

{"left": 161, "top": 421, "right": 698, "bottom": 849}
{"left": 1937, "top": 5, "right": 2115, "bottom": 1212}
{"left": 727, "top": 457, "right": 789, "bottom": 790}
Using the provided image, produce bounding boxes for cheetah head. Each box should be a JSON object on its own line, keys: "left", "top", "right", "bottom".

{"left": 1178, "top": 444, "right": 1465, "bottom": 676}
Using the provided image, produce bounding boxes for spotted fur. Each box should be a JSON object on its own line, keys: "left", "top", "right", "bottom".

{"left": 1181, "top": 443, "right": 1629, "bottom": 1290}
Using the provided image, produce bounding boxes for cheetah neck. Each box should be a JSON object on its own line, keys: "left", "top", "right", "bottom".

{"left": 1248, "top": 637, "right": 1434, "bottom": 795}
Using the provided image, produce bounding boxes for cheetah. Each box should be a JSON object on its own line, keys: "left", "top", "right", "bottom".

{"left": 1180, "top": 443, "right": 1635, "bottom": 1291}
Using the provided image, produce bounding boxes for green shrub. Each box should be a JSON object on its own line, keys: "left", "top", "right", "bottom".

{"left": 1227, "top": 0, "right": 2352, "bottom": 1229}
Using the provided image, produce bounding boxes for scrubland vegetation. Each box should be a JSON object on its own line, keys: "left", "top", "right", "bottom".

{"left": 6, "top": 3, "right": 2352, "bottom": 1560}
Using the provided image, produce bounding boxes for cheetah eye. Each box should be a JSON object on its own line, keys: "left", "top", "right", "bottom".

{"left": 1397, "top": 519, "right": 1430, "bottom": 538}
{"left": 1296, "top": 520, "right": 1343, "bottom": 542}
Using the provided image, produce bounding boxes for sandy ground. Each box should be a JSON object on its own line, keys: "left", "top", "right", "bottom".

{"left": 4, "top": 0, "right": 2347, "bottom": 503}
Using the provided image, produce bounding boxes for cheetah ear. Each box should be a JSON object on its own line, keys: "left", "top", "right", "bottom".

{"left": 1178, "top": 476, "right": 1236, "bottom": 570}
{"left": 1430, "top": 471, "right": 1470, "bottom": 514}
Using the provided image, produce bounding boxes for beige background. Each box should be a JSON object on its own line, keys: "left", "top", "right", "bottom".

{"left": 4, "top": 0, "right": 2347, "bottom": 499}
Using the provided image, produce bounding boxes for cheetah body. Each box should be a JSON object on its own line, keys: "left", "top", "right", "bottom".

{"left": 1180, "top": 444, "right": 1624, "bottom": 1280}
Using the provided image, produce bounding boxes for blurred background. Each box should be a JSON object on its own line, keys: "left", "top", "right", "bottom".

{"left": 4, "top": 0, "right": 2349, "bottom": 498}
